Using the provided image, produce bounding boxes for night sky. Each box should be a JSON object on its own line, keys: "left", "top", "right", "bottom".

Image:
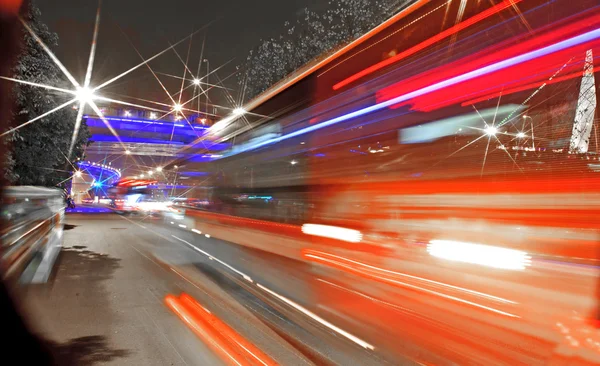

{"left": 37, "top": 0, "right": 325, "bottom": 113}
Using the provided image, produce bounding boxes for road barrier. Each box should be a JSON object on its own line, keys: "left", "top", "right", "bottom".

{"left": 1, "top": 186, "right": 65, "bottom": 284}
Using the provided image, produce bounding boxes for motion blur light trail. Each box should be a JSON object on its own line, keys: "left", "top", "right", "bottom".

{"left": 179, "top": 294, "right": 279, "bottom": 366}
{"left": 166, "top": 293, "right": 279, "bottom": 366}
{"left": 332, "top": 0, "right": 524, "bottom": 90}
{"left": 255, "top": 283, "right": 376, "bottom": 350}
{"left": 377, "top": 12, "right": 600, "bottom": 111}
{"left": 171, "top": 235, "right": 253, "bottom": 283}
{"left": 427, "top": 239, "right": 532, "bottom": 270}
{"left": 165, "top": 294, "right": 254, "bottom": 366}
{"left": 302, "top": 249, "right": 518, "bottom": 317}
{"left": 301, "top": 224, "right": 363, "bottom": 243}
{"left": 224, "top": 27, "right": 600, "bottom": 157}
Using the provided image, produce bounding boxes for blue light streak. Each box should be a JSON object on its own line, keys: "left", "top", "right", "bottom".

{"left": 223, "top": 28, "right": 600, "bottom": 157}
{"left": 180, "top": 171, "right": 210, "bottom": 176}
{"left": 91, "top": 135, "right": 185, "bottom": 145}
{"left": 83, "top": 115, "right": 208, "bottom": 129}
{"left": 77, "top": 161, "right": 121, "bottom": 189}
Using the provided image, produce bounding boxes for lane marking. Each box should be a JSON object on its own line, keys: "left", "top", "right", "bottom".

{"left": 172, "top": 235, "right": 253, "bottom": 283}
{"left": 256, "top": 283, "right": 375, "bottom": 350}
{"left": 119, "top": 215, "right": 377, "bottom": 352}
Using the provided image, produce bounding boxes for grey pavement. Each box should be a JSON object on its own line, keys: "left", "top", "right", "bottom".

{"left": 19, "top": 214, "right": 221, "bottom": 366}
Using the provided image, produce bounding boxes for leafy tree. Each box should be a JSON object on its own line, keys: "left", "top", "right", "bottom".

{"left": 240, "top": 0, "right": 409, "bottom": 100}
{"left": 4, "top": 3, "right": 90, "bottom": 186}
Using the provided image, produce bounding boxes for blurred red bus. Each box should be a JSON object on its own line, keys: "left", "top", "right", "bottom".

{"left": 171, "top": 0, "right": 600, "bottom": 364}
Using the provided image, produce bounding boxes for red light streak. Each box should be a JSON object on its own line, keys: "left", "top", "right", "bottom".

{"left": 333, "top": 0, "right": 523, "bottom": 91}
{"left": 376, "top": 12, "right": 600, "bottom": 111}
{"left": 302, "top": 249, "right": 518, "bottom": 317}
{"left": 461, "top": 65, "right": 600, "bottom": 106}
{"left": 165, "top": 295, "right": 251, "bottom": 366}
{"left": 178, "top": 293, "right": 278, "bottom": 366}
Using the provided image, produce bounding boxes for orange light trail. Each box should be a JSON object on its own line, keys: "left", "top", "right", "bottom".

{"left": 332, "top": 0, "right": 523, "bottom": 90}
{"left": 302, "top": 250, "right": 516, "bottom": 305}
{"left": 165, "top": 295, "right": 250, "bottom": 366}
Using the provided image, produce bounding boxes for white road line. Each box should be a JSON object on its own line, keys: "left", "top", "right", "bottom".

{"left": 256, "top": 283, "right": 375, "bottom": 350}
{"left": 171, "top": 235, "right": 253, "bottom": 283}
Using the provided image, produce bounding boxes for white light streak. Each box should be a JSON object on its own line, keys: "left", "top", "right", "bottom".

{"left": 427, "top": 239, "right": 532, "bottom": 270}
{"left": 1, "top": 98, "right": 77, "bottom": 137}
{"left": 0, "top": 76, "right": 75, "bottom": 95}
{"left": 20, "top": 19, "right": 80, "bottom": 89}
{"left": 301, "top": 224, "right": 362, "bottom": 243}
{"left": 93, "top": 25, "right": 211, "bottom": 92}
{"left": 306, "top": 250, "right": 515, "bottom": 304}
{"left": 94, "top": 95, "right": 165, "bottom": 114}
{"left": 256, "top": 283, "right": 375, "bottom": 350}
{"left": 192, "top": 229, "right": 202, "bottom": 234}
{"left": 171, "top": 235, "right": 252, "bottom": 282}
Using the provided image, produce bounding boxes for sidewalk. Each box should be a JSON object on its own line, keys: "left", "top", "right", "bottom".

{"left": 19, "top": 214, "right": 220, "bottom": 365}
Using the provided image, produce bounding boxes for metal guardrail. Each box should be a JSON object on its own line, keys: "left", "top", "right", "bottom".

{"left": 1, "top": 186, "right": 65, "bottom": 284}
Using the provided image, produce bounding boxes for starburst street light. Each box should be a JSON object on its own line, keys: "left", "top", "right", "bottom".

{"left": 232, "top": 107, "right": 246, "bottom": 116}
{"left": 125, "top": 150, "right": 131, "bottom": 155}
{"left": 75, "top": 171, "right": 82, "bottom": 177}
{"left": 156, "top": 167, "right": 163, "bottom": 172}
{"left": 75, "top": 86, "right": 95, "bottom": 103}
{"left": 0, "top": 0, "right": 216, "bottom": 170}
{"left": 517, "top": 132, "right": 526, "bottom": 138}
{"left": 173, "top": 103, "right": 183, "bottom": 112}
{"left": 193, "top": 78, "right": 201, "bottom": 86}
{"left": 484, "top": 126, "right": 498, "bottom": 136}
